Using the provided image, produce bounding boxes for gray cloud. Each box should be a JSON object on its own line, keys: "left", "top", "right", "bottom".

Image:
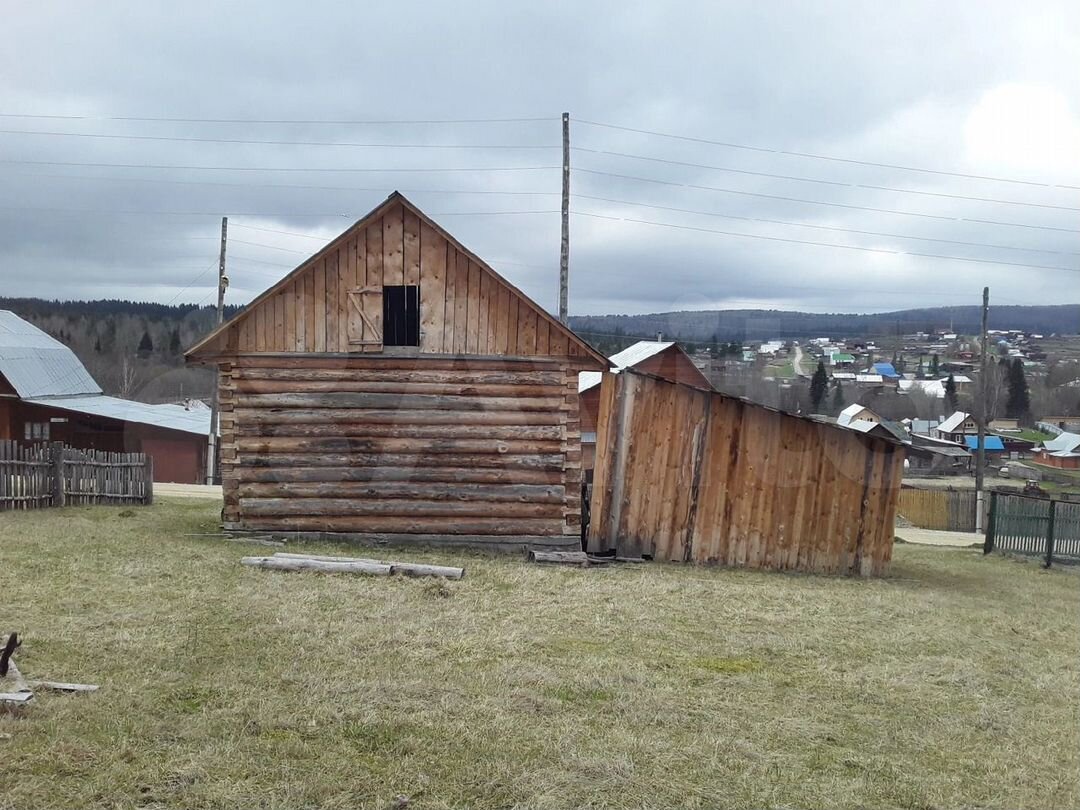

{"left": 1, "top": 0, "right": 1077, "bottom": 316}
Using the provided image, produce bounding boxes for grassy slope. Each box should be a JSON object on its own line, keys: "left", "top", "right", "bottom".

{"left": 1, "top": 500, "right": 1077, "bottom": 810}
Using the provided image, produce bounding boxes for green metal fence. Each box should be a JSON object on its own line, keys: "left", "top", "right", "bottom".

{"left": 984, "top": 492, "right": 1080, "bottom": 567}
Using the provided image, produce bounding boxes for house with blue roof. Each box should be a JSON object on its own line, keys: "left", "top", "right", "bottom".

{"left": 871, "top": 362, "right": 900, "bottom": 380}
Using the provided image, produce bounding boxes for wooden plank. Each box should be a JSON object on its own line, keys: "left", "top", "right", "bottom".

{"left": 383, "top": 202, "right": 404, "bottom": 286}
{"left": 466, "top": 260, "right": 481, "bottom": 354}
{"left": 419, "top": 220, "right": 446, "bottom": 353}
{"left": 232, "top": 379, "right": 561, "bottom": 397}
{"left": 272, "top": 552, "right": 464, "bottom": 579}
{"left": 477, "top": 270, "right": 490, "bottom": 354}
{"left": 403, "top": 208, "right": 421, "bottom": 287}
{"left": 442, "top": 241, "right": 457, "bottom": 353}
{"left": 284, "top": 281, "right": 297, "bottom": 351}
{"left": 240, "top": 481, "right": 565, "bottom": 502}
{"left": 506, "top": 298, "right": 520, "bottom": 355}
{"left": 238, "top": 465, "right": 562, "bottom": 486}
{"left": 519, "top": 306, "right": 537, "bottom": 355}
{"left": 242, "top": 515, "right": 565, "bottom": 536}
{"left": 494, "top": 282, "right": 510, "bottom": 355}
{"left": 304, "top": 264, "right": 316, "bottom": 352}
{"left": 235, "top": 392, "right": 561, "bottom": 411}
{"left": 236, "top": 452, "right": 564, "bottom": 470}
{"left": 237, "top": 423, "right": 564, "bottom": 440}
{"left": 236, "top": 436, "right": 563, "bottom": 455}
{"left": 364, "top": 219, "right": 383, "bottom": 354}
{"left": 232, "top": 367, "right": 565, "bottom": 385}
{"left": 453, "top": 249, "right": 469, "bottom": 354}
{"left": 313, "top": 258, "right": 327, "bottom": 352}
{"left": 234, "top": 408, "right": 563, "bottom": 427}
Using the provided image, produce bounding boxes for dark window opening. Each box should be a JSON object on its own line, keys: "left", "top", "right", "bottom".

{"left": 382, "top": 285, "right": 420, "bottom": 347}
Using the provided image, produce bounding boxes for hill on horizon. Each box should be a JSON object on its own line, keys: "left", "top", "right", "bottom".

{"left": 569, "top": 304, "right": 1080, "bottom": 346}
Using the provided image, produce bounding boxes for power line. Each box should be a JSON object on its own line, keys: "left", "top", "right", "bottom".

{"left": 575, "top": 167, "right": 1080, "bottom": 233}
{"left": 575, "top": 119, "right": 1080, "bottom": 191}
{"left": 571, "top": 209, "right": 1078, "bottom": 273}
{"left": 0, "top": 158, "right": 561, "bottom": 174}
{"left": 230, "top": 223, "right": 332, "bottom": 241}
{"left": 0, "top": 113, "right": 555, "bottom": 125}
{"left": 574, "top": 193, "right": 1080, "bottom": 257}
{"left": 0, "top": 128, "right": 557, "bottom": 150}
{"left": 0, "top": 167, "right": 561, "bottom": 197}
{"left": 572, "top": 146, "right": 1080, "bottom": 211}
{"left": 0, "top": 205, "right": 559, "bottom": 218}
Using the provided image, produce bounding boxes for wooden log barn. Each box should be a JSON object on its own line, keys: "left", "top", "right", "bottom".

{"left": 587, "top": 370, "right": 904, "bottom": 576}
{"left": 185, "top": 192, "right": 606, "bottom": 548}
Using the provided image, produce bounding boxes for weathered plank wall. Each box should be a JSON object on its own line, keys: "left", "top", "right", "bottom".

{"left": 587, "top": 371, "right": 904, "bottom": 576}
{"left": 219, "top": 355, "right": 582, "bottom": 539}
{"left": 203, "top": 201, "right": 585, "bottom": 359}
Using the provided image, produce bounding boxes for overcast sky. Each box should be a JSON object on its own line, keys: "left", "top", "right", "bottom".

{"left": 2, "top": 1, "right": 1078, "bottom": 316}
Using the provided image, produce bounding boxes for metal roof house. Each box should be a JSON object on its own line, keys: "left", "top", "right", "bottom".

{"left": 0, "top": 311, "right": 210, "bottom": 483}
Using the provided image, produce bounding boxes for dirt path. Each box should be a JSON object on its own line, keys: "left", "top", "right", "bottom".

{"left": 895, "top": 527, "right": 983, "bottom": 548}
{"left": 155, "top": 483, "right": 223, "bottom": 500}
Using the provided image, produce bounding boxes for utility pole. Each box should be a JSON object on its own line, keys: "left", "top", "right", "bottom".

{"left": 975, "top": 286, "right": 989, "bottom": 532}
{"left": 559, "top": 111, "right": 570, "bottom": 325}
{"left": 206, "top": 216, "right": 228, "bottom": 485}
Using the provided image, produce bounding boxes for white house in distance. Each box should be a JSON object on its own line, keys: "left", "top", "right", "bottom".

{"left": 838, "top": 403, "right": 882, "bottom": 427}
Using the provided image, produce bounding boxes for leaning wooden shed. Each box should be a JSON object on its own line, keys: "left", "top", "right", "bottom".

{"left": 587, "top": 370, "right": 904, "bottom": 576}
{"left": 186, "top": 192, "right": 606, "bottom": 548}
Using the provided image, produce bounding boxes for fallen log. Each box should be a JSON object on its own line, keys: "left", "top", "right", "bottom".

{"left": 270, "top": 552, "right": 464, "bottom": 580}
{"left": 26, "top": 680, "right": 99, "bottom": 693}
{"left": 241, "top": 556, "right": 392, "bottom": 576}
{"left": 526, "top": 549, "right": 612, "bottom": 566}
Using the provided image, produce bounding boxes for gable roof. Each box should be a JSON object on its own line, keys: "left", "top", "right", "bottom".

{"left": 837, "top": 403, "right": 874, "bottom": 426}
{"left": 607, "top": 340, "right": 675, "bottom": 369}
{"left": 938, "top": 411, "right": 971, "bottom": 433}
{"left": 186, "top": 192, "right": 605, "bottom": 365}
{"left": 0, "top": 310, "right": 101, "bottom": 398}
{"left": 1041, "top": 431, "right": 1080, "bottom": 454}
{"left": 578, "top": 340, "right": 692, "bottom": 394}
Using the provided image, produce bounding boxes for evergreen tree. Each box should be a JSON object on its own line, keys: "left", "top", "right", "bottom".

{"left": 810, "top": 361, "right": 828, "bottom": 413}
{"left": 931, "top": 353, "right": 940, "bottom": 377}
{"left": 137, "top": 329, "right": 154, "bottom": 356}
{"left": 945, "top": 373, "right": 959, "bottom": 413}
{"left": 169, "top": 328, "right": 182, "bottom": 355}
{"left": 831, "top": 380, "right": 845, "bottom": 414}
{"left": 1006, "top": 358, "right": 1031, "bottom": 422}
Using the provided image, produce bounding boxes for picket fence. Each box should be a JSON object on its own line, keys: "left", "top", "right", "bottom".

{"left": 0, "top": 441, "right": 153, "bottom": 511}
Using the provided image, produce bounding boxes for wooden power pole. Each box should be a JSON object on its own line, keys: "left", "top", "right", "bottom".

{"left": 559, "top": 112, "right": 570, "bottom": 325}
{"left": 206, "top": 216, "right": 228, "bottom": 485}
{"left": 975, "top": 286, "right": 989, "bottom": 531}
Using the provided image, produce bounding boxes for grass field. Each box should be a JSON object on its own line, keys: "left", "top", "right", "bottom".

{"left": 1, "top": 499, "right": 1078, "bottom": 810}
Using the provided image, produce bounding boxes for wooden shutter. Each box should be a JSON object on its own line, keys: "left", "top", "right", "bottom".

{"left": 346, "top": 287, "right": 383, "bottom": 347}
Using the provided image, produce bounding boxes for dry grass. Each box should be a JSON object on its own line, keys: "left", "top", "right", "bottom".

{"left": 1, "top": 499, "right": 1077, "bottom": 810}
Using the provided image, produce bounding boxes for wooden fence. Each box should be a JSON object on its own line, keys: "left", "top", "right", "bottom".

{"left": 0, "top": 441, "right": 153, "bottom": 511}
{"left": 897, "top": 488, "right": 979, "bottom": 531}
{"left": 985, "top": 492, "right": 1080, "bottom": 566}
{"left": 586, "top": 371, "right": 904, "bottom": 576}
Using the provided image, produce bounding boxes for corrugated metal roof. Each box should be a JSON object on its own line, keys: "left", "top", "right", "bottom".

{"left": 965, "top": 435, "right": 1005, "bottom": 451}
{"left": 0, "top": 310, "right": 101, "bottom": 398}
{"left": 26, "top": 395, "right": 212, "bottom": 437}
{"left": 578, "top": 371, "right": 603, "bottom": 393}
{"left": 608, "top": 341, "right": 675, "bottom": 370}
{"left": 1041, "top": 431, "right": 1080, "bottom": 454}
{"left": 938, "top": 411, "right": 970, "bottom": 433}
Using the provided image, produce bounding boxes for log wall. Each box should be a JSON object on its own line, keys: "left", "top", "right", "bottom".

{"left": 587, "top": 371, "right": 904, "bottom": 576}
{"left": 219, "top": 355, "right": 582, "bottom": 538}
